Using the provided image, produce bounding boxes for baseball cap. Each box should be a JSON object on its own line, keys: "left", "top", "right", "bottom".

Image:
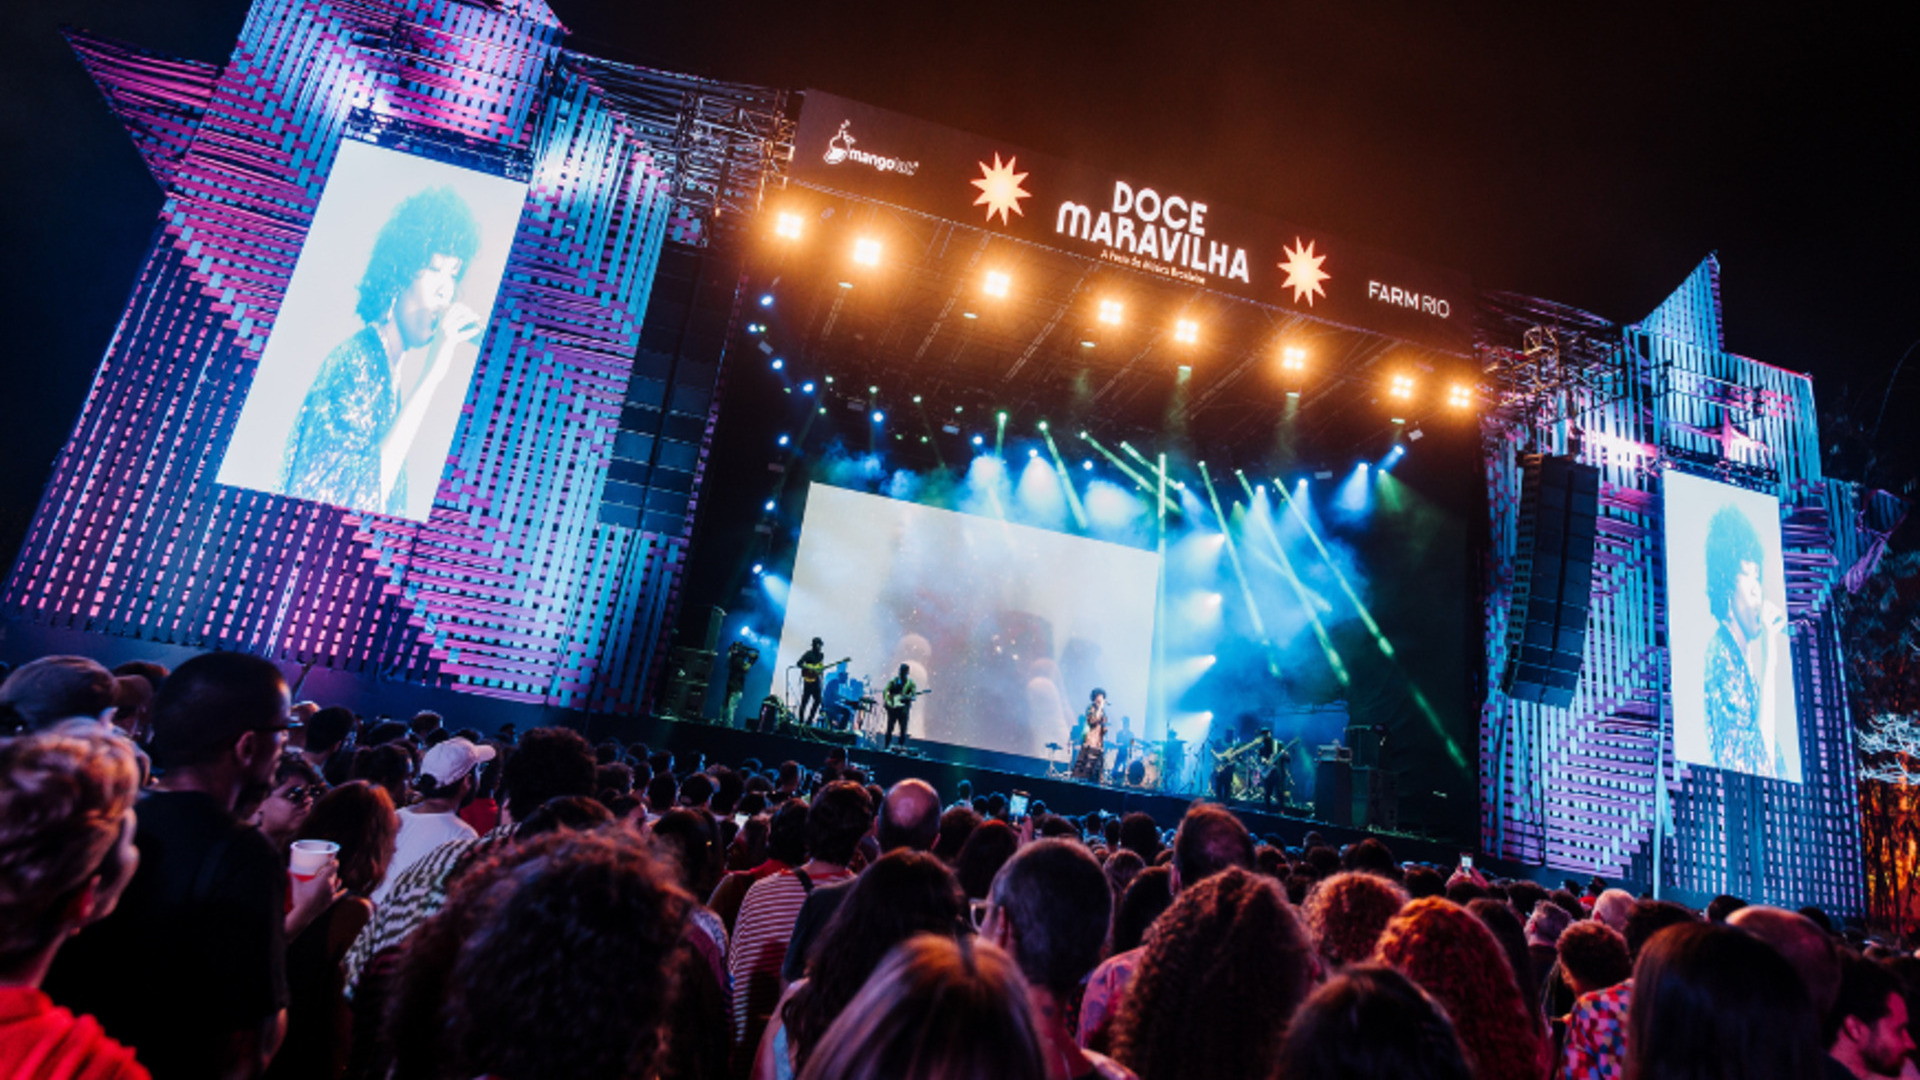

{"left": 421, "top": 737, "right": 496, "bottom": 786}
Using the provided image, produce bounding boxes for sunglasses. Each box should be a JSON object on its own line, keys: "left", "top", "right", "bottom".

{"left": 279, "top": 784, "right": 325, "bottom": 805}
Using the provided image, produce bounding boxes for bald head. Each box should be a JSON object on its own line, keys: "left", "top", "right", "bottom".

{"left": 1729, "top": 905, "right": 1841, "bottom": 1019}
{"left": 878, "top": 778, "right": 941, "bottom": 852}
{"left": 1592, "top": 888, "right": 1636, "bottom": 932}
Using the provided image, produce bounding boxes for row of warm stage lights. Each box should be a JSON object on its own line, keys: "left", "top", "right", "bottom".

{"left": 769, "top": 211, "right": 1476, "bottom": 410}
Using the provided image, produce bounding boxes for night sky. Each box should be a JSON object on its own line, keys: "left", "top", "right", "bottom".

{"left": 3, "top": 0, "right": 1914, "bottom": 566}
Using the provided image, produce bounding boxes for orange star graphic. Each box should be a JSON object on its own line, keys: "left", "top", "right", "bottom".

{"left": 972, "top": 153, "right": 1031, "bottom": 226}
{"left": 1279, "top": 238, "right": 1330, "bottom": 306}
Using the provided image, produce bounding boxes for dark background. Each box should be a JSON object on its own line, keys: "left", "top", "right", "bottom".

{"left": 4, "top": 0, "right": 1915, "bottom": 568}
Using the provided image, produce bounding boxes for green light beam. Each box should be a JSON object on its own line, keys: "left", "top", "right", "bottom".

{"left": 1233, "top": 473, "right": 1349, "bottom": 687}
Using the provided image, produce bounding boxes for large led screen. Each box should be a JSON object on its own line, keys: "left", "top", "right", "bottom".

{"left": 217, "top": 139, "right": 527, "bottom": 521}
{"left": 1663, "top": 471, "right": 1801, "bottom": 783}
{"left": 777, "top": 484, "right": 1161, "bottom": 760}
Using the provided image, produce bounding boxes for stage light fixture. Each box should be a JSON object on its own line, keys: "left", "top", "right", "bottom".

{"left": 777, "top": 434, "right": 790, "bottom": 446}
{"left": 1388, "top": 373, "right": 1415, "bottom": 399}
{"left": 1174, "top": 318, "right": 1199, "bottom": 345}
{"left": 1287, "top": 389, "right": 1301, "bottom": 399}
{"left": 763, "top": 499, "right": 776, "bottom": 511}
{"left": 1098, "top": 299, "right": 1123, "bottom": 325}
{"left": 853, "top": 237, "right": 881, "bottom": 266}
{"left": 997, "top": 410, "right": 1008, "bottom": 422}
{"left": 837, "top": 281, "right": 853, "bottom": 289}
{"left": 868, "top": 384, "right": 879, "bottom": 394}
{"left": 1028, "top": 447, "right": 1039, "bottom": 457}
{"left": 752, "top": 563, "right": 764, "bottom": 574}
{"left": 983, "top": 270, "right": 1010, "bottom": 298}
{"left": 774, "top": 212, "right": 803, "bottom": 239}
{"left": 825, "top": 376, "right": 835, "bottom": 384}
{"left": 1080, "top": 339, "right": 1096, "bottom": 348}
{"left": 800, "top": 381, "right": 815, "bottom": 394}
{"left": 1448, "top": 384, "right": 1473, "bottom": 409}
{"left": 912, "top": 394, "right": 923, "bottom": 404}
{"left": 1281, "top": 345, "right": 1307, "bottom": 371}
{"left": 1408, "top": 427, "right": 1425, "bottom": 441}
{"left": 972, "top": 434, "right": 985, "bottom": 446}
{"left": 962, "top": 311, "right": 978, "bottom": 319}
{"left": 759, "top": 293, "right": 774, "bottom": 307}
{"left": 1037, "top": 420, "right": 1049, "bottom": 431}
{"left": 1082, "top": 460, "right": 1094, "bottom": 471}
{"left": 770, "top": 358, "right": 783, "bottom": 370}
{"left": 955, "top": 405, "right": 964, "bottom": 413}
{"left": 872, "top": 410, "right": 885, "bottom": 423}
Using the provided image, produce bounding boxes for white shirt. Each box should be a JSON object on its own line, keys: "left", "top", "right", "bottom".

{"left": 372, "top": 807, "right": 477, "bottom": 908}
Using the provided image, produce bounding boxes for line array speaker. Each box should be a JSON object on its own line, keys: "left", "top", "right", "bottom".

{"left": 1501, "top": 453, "right": 1600, "bottom": 708}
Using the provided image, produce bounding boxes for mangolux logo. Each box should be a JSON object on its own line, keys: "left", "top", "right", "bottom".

{"left": 824, "top": 121, "right": 919, "bottom": 176}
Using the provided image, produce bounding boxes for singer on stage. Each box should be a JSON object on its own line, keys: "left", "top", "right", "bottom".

{"left": 1072, "top": 688, "right": 1109, "bottom": 782}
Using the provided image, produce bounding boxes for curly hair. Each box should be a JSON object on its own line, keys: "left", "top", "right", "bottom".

{"left": 0, "top": 732, "right": 140, "bottom": 969}
{"left": 500, "top": 726, "right": 598, "bottom": 819}
{"left": 298, "top": 780, "right": 399, "bottom": 895}
{"left": 1705, "top": 502, "right": 1765, "bottom": 619}
{"left": 1558, "top": 919, "right": 1632, "bottom": 995}
{"left": 1304, "top": 870, "right": 1409, "bottom": 969}
{"left": 354, "top": 185, "right": 480, "bottom": 324}
{"left": 796, "top": 935, "right": 1045, "bottom": 1080}
{"left": 783, "top": 850, "right": 967, "bottom": 1069}
{"left": 388, "top": 828, "right": 692, "bottom": 1080}
{"left": 1278, "top": 964, "right": 1472, "bottom": 1080}
{"left": 1112, "top": 867, "right": 1314, "bottom": 1080}
{"left": 1375, "top": 897, "right": 1545, "bottom": 1080}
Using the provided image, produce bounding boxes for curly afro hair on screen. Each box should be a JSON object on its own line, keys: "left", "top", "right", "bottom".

{"left": 354, "top": 185, "right": 480, "bottom": 324}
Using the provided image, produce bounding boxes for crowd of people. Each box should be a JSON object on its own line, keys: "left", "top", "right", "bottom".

{"left": 1, "top": 649, "right": 1915, "bottom": 1080}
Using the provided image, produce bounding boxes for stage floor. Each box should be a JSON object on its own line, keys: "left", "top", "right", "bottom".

{"left": 603, "top": 713, "right": 1471, "bottom": 864}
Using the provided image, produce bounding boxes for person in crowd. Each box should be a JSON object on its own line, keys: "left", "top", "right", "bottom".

{"left": 0, "top": 732, "right": 147, "bottom": 1079}
{"left": 653, "top": 806, "right": 731, "bottom": 992}
{"left": 1111, "top": 867, "right": 1311, "bottom": 1080}
{"left": 1557, "top": 919, "right": 1632, "bottom": 1001}
{"left": 268, "top": 782, "right": 397, "bottom": 1080}
{"left": 1560, "top": 898, "right": 1703, "bottom": 1080}
{"left": 299, "top": 707, "right": 356, "bottom": 778}
{"left": 344, "top": 725, "right": 597, "bottom": 993}
{"left": 983, "top": 840, "right": 1134, "bottom": 1080}
{"left": 457, "top": 747, "right": 503, "bottom": 834}
{"left": 730, "top": 781, "right": 873, "bottom": 1067}
{"left": 1375, "top": 897, "right": 1546, "bottom": 1080}
{"left": 764, "top": 850, "right": 967, "bottom": 1078}
{"left": 1708, "top": 893, "right": 1750, "bottom": 923}
{"left": 1277, "top": 964, "right": 1472, "bottom": 1080}
{"left": 388, "top": 829, "right": 692, "bottom": 1080}
{"left": 1468, "top": 897, "right": 1542, "bottom": 1017}
{"left": 954, "top": 818, "right": 1020, "bottom": 901}
{"left": 729, "top": 810, "right": 771, "bottom": 872}
{"left": 111, "top": 660, "right": 168, "bottom": 694}
{"left": 1116, "top": 812, "right": 1162, "bottom": 864}
{"left": 1108, "top": 865, "right": 1173, "bottom": 957}
{"left": 1102, "top": 849, "right": 1145, "bottom": 907}
{"left": 347, "top": 744, "right": 412, "bottom": 810}
{"left": 44, "top": 652, "right": 336, "bottom": 1080}
{"left": 1591, "top": 888, "right": 1636, "bottom": 934}
{"left": 1831, "top": 954, "right": 1916, "bottom": 1080}
{"left": 783, "top": 779, "right": 941, "bottom": 983}
{"left": 1524, "top": 899, "right": 1572, "bottom": 998}
{"left": 0, "top": 656, "right": 119, "bottom": 734}
{"left": 933, "top": 804, "right": 981, "bottom": 864}
{"left": 369, "top": 736, "right": 490, "bottom": 908}
{"left": 1725, "top": 906, "right": 1843, "bottom": 1047}
{"left": 1624, "top": 921, "right": 1823, "bottom": 1080}
{"left": 1304, "top": 870, "right": 1409, "bottom": 971}
{"left": 1079, "top": 803, "right": 1253, "bottom": 1051}
{"left": 795, "top": 935, "right": 1045, "bottom": 1080}
{"left": 246, "top": 755, "right": 327, "bottom": 853}
{"left": 711, "top": 800, "right": 810, "bottom": 934}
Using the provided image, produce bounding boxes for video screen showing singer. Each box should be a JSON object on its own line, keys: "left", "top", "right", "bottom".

{"left": 1702, "top": 503, "right": 1788, "bottom": 779}
{"left": 279, "top": 186, "right": 483, "bottom": 516}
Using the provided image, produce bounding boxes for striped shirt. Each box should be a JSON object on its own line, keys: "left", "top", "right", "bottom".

{"left": 343, "top": 824, "right": 512, "bottom": 993}
{"left": 728, "top": 868, "right": 850, "bottom": 1059}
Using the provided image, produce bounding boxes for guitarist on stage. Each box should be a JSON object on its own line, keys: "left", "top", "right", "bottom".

{"left": 882, "top": 663, "right": 921, "bottom": 748}
{"left": 797, "top": 637, "right": 828, "bottom": 727}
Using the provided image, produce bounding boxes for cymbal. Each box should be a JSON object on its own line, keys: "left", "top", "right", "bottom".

{"left": 1045, "top": 742, "right": 1063, "bottom": 751}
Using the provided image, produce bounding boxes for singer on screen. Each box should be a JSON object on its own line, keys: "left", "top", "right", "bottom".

{"left": 1702, "top": 503, "right": 1788, "bottom": 778}
{"left": 279, "top": 186, "right": 483, "bottom": 515}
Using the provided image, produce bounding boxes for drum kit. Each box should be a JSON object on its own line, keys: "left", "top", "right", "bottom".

{"left": 1045, "top": 737, "right": 1198, "bottom": 794}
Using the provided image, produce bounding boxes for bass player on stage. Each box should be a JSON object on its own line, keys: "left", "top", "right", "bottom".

{"left": 882, "top": 663, "right": 922, "bottom": 749}
{"left": 1072, "top": 688, "right": 1109, "bottom": 782}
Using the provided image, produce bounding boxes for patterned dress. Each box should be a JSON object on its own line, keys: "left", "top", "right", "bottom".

{"left": 1561, "top": 979, "right": 1631, "bottom": 1080}
{"left": 1704, "top": 622, "right": 1775, "bottom": 778}
{"left": 280, "top": 325, "right": 406, "bottom": 515}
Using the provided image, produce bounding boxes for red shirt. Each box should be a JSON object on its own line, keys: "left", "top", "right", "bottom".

{"left": 0, "top": 987, "right": 148, "bottom": 1080}
{"left": 457, "top": 798, "right": 499, "bottom": 835}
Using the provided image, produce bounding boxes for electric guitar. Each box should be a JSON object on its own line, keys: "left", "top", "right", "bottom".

{"left": 883, "top": 685, "right": 932, "bottom": 709}
{"left": 799, "top": 656, "right": 851, "bottom": 684}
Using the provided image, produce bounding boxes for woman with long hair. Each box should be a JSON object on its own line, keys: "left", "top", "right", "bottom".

{"left": 763, "top": 850, "right": 968, "bottom": 1078}
{"left": 796, "top": 936, "right": 1045, "bottom": 1080}
{"left": 1624, "top": 921, "right": 1822, "bottom": 1080}
{"left": 1375, "top": 897, "right": 1546, "bottom": 1080}
{"left": 1278, "top": 964, "right": 1472, "bottom": 1080}
{"left": 1111, "top": 867, "right": 1315, "bottom": 1080}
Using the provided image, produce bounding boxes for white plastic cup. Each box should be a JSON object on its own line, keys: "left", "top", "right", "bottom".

{"left": 288, "top": 839, "right": 339, "bottom": 882}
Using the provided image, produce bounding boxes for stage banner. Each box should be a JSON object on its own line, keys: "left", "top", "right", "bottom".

{"left": 790, "top": 90, "right": 1473, "bottom": 353}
